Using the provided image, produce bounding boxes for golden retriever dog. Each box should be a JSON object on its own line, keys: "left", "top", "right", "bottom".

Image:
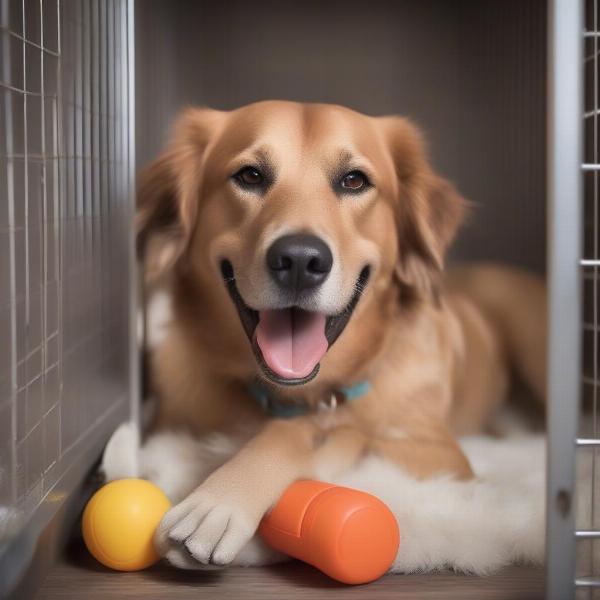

{"left": 137, "top": 100, "right": 546, "bottom": 568}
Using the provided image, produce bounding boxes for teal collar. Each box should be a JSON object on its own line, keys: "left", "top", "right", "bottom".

{"left": 248, "top": 380, "right": 371, "bottom": 419}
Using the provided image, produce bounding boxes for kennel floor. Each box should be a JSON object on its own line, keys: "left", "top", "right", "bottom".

{"left": 35, "top": 537, "right": 544, "bottom": 600}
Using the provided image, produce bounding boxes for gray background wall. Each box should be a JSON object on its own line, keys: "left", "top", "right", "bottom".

{"left": 135, "top": 0, "right": 547, "bottom": 273}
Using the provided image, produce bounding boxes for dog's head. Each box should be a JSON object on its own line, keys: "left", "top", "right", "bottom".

{"left": 138, "top": 101, "right": 466, "bottom": 387}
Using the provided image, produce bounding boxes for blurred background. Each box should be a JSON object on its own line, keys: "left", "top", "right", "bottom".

{"left": 136, "top": 0, "right": 547, "bottom": 273}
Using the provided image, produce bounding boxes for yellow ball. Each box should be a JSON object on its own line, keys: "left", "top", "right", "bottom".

{"left": 82, "top": 478, "right": 171, "bottom": 571}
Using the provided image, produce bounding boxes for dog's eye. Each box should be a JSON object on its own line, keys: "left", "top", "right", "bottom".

{"left": 234, "top": 166, "right": 264, "bottom": 187}
{"left": 340, "top": 170, "right": 369, "bottom": 192}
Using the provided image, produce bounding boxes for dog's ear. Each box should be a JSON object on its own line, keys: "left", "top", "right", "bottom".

{"left": 380, "top": 117, "right": 468, "bottom": 295}
{"left": 136, "top": 107, "right": 222, "bottom": 280}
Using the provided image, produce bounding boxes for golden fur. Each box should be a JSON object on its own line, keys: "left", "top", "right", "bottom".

{"left": 137, "top": 100, "right": 546, "bottom": 567}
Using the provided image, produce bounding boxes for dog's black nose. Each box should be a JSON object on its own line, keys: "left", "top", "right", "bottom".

{"left": 266, "top": 234, "right": 333, "bottom": 292}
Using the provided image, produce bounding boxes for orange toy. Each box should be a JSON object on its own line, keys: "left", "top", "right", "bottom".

{"left": 259, "top": 480, "right": 399, "bottom": 584}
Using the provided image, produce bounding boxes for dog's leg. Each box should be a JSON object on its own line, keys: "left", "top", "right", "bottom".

{"left": 139, "top": 430, "right": 243, "bottom": 503}
{"left": 155, "top": 417, "right": 321, "bottom": 568}
{"left": 312, "top": 426, "right": 370, "bottom": 481}
{"left": 101, "top": 422, "right": 244, "bottom": 504}
{"left": 372, "top": 426, "right": 474, "bottom": 481}
{"left": 314, "top": 423, "right": 473, "bottom": 482}
{"left": 155, "top": 417, "right": 472, "bottom": 569}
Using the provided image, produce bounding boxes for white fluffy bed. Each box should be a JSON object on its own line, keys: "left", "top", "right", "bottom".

{"left": 98, "top": 289, "right": 551, "bottom": 575}
{"left": 102, "top": 421, "right": 546, "bottom": 575}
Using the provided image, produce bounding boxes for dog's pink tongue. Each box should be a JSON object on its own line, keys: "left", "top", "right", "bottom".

{"left": 256, "top": 309, "right": 328, "bottom": 379}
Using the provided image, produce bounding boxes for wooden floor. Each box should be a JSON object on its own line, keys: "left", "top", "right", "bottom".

{"left": 35, "top": 538, "right": 545, "bottom": 600}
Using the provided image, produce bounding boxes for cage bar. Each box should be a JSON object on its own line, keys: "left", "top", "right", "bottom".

{"left": 546, "top": 0, "right": 584, "bottom": 598}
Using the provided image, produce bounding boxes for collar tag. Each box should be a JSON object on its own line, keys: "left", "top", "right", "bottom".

{"left": 317, "top": 393, "right": 338, "bottom": 413}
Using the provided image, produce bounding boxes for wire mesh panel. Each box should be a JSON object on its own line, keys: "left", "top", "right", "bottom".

{"left": 0, "top": 0, "right": 135, "bottom": 594}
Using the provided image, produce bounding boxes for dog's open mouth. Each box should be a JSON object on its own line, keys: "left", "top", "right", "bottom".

{"left": 220, "top": 261, "right": 370, "bottom": 386}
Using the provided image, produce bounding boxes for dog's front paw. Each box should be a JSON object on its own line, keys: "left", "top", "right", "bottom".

{"left": 155, "top": 489, "right": 258, "bottom": 569}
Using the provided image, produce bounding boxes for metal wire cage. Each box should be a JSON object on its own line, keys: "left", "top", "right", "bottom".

{"left": 0, "top": 0, "right": 597, "bottom": 598}
{"left": 576, "top": 0, "right": 600, "bottom": 596}
{"left": 547, "top": 0, "right": 600, "bottom": 598}
{"left": 0, "top": 0, "right": 136, "bottom": 595}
